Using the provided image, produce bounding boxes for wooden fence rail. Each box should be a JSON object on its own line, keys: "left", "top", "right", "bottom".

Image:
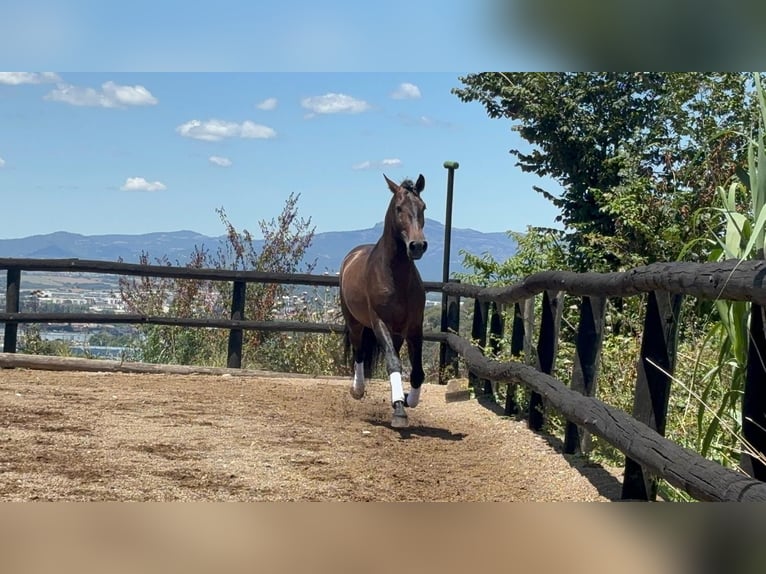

{"left": 0, "top": 256, "right": 444, "bottom": 290}
{"left": 442, "top": 259, "right": 766, "bottom": 305}
{"left": 446, "top": 333, "right": 766, "bottom": 502}
{"left": 3, "top": 256, "right": 766, "bottom": 501}
{"left": 448, "top": 258, "right": 766, "bottom": 500}
{"left": 0, "top": 258, "right": 448, "bottom": 369}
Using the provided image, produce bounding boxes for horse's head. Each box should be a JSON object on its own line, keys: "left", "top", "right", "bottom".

{"left": 384, "top": 173, "right": 427, "bottom": 260}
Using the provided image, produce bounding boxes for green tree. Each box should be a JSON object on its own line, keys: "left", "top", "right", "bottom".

{"left": 18, "top": 325, "right": 72, "bottom": 356}
{"left": 452, "top": 73, "right": 759, "bottom": 271}
{"left": 456, "top": 226, "right": 567, "bottom": 286}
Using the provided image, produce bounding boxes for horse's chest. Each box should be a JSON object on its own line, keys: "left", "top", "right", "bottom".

{"left": 373, "top": 286, "right": 422, "bottom": 330}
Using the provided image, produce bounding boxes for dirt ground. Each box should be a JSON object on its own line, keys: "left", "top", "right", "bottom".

{"left": 0, "top": 368, "right": 623, "bottom": 501}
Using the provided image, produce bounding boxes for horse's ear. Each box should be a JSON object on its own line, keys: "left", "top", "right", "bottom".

{"left": 383, "top": 174, "right": 399, "bottom": 194}
{"left": 415, "top": 174, "right": 425, "bottom": 193}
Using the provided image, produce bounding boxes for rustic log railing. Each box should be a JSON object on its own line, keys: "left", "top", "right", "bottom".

{"left": 2, "top": 257, "right": 766, "bottom": 501}
{"left": 442, "top": 258, "right": 766, "bottom": 501}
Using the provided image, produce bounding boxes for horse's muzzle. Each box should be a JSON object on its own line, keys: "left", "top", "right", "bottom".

{"left": 408, "top": 240, "right": 428, "bottom": 260}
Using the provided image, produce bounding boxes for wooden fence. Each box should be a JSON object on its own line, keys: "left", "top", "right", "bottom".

{"left": 2, "top": 256, "right": 766, "bottom": 501}
{"left": 0, "top": 257, "right": 451, "bottom": 367}
{"left": 442, "top": 259, "right": 766, "bottom": 501}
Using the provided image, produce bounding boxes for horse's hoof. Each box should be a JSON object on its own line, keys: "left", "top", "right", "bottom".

{"left": 391, "top": 400, "right": 408, "bottom": 428}
{"left": 349, "top": 386, "right": 365, "bottom": 400}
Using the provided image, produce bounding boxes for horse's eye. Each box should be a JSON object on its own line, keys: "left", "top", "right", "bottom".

{"left": 396, "top": 206, "right": 402, "bottom": 213}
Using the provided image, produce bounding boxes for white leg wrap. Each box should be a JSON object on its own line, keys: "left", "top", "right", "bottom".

{"left": 406, "top": 386, "right": 421, "bottom": 408}
{"left": 350, "top": 361, "right": 366, "bottom": 399}
{"left": 389, "top": 372, "right": 405, "bottom": 404}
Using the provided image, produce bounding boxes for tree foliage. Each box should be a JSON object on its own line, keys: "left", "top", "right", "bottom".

{"left": 455, "top": 226, "right": 567, "bottom": 286}
{"left": 453, "top": 73, "right": 761, "bottom": 271}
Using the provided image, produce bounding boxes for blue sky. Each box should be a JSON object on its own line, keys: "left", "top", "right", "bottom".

{"left": 0, "top": 1, "right": 571, "bottom": 240}
{"left": 0, "top": 72, "right": 562, "bottom": 239}
{"left": 0, "top": 1, "right": 554, "bottom": 72}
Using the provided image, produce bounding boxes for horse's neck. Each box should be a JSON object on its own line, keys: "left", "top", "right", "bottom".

{"left": 375, "top": 232, "right": 414, "bottom": 279}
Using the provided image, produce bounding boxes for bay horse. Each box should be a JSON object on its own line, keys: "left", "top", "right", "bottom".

{"left": 339, "top": 173, "right": 427, "bottom": 428}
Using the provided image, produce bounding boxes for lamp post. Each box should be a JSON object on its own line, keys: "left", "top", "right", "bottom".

{"left": 439, "top": 161, "right": 459, "bottom": 383}
{"left": 441, "top": 161, "right": 459, "bottom": 284}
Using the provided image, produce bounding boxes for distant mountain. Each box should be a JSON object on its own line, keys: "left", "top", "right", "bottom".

{"left": 0, "top": 219, "right": 516, "bottom": 282}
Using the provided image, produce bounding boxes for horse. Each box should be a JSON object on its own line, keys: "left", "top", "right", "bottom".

{"left": 339, "top": 173, "right": 428, "bottom": 428}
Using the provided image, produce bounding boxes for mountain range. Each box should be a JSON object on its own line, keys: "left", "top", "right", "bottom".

{"left": 0, "top": 219, "right": 516, "bottom": 282}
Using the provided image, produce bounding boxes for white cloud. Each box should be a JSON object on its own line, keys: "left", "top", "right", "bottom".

{"left": 301, "top": 93, "right": 371, "bottom": 116}
{"left": 353, "top": 158, "right": 402, "bottom": 170}
{"left": 44, "top": 81, "right": 158, "bottom": 107}
{"left": 0, "top": 72, "right": 61, "bottom": 85}
{"left": 101, "top": 81, "right": 157, "bottom": 106}
{"left": 391, "top": 82, "right": 421, "bottom": 100}
{"left": 176, "top": 119, "right": 276, "bottom": 141}
{"left": 0, "top": 157, "right": 5, "bottom": 168}
{"left": 209, "top": 155, "right": 233, "bottom": 167}
{"left": 120, "top": 177, "right": 167, "bottom": 192}
{"left": 398, "top": 113, "right": 453, "bottom": 129}
{"left": 256, "top": 97, "right": 278, "bottom": 110}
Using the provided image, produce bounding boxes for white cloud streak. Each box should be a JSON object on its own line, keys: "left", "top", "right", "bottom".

{"left": 120, "top": 177, "right": 167, "bottom": 192}
{"left": 176, "top": 119, "right": 276, "bottom": 141}
{"left": 256, "top": 97, "right": 278, "bottom": 110}
{"left": 0, "top": 72, "right": 61, "bottom": 85}
{"left": 0, "top": 157, "right": 5, "bottom": 168}
{"left": 352, "top": 158, "right": 402, "bottom": 170}
{"left": 397, "top": 113, "right": 453, "bottom": 129}
{"left": 209, "top": 155, "right": 233, "bottom": 167}
{"left": 44, "top": 81, "right": 158, "bottom": 107}
{"left": 391, "top": 82, "right": 421, "bottom": 100}
{"left": 301, "top": 93, "right": 370, "bottom": 116}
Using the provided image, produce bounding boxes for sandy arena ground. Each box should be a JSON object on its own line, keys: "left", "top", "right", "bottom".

{"left": 0, "top": 369, "right": 623, "bottom": 501}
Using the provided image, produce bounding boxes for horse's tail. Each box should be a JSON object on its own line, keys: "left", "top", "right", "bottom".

{"left": 343, "top": 326, "right": 381, "bottom": 379}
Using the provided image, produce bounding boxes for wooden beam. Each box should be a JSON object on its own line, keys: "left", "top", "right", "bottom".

{"left": 0, "top": 257, "right": 445, "bottom": 292}
{"left": 0, "top": 351, "right": 314, "bottom": 378}
{"left": 441, "top": 259, "right": 766, "bottom": 306}
{"left": 446, "top": 333, "right": 766, "bottom": 502}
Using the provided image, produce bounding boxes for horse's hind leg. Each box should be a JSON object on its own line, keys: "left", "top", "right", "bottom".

{"left": 347, "top": 323, "right": 367, "bottom": 399}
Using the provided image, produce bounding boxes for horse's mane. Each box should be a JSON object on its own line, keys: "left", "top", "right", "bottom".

{"left": 400, "top": 179, "right": 416, "bottom": 193}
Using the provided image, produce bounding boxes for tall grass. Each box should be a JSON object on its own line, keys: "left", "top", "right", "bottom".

{"left": 691, "top": 75, "right": 766, "bottom": 462}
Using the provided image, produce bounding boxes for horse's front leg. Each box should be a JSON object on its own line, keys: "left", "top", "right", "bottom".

{"left": 405, "top": 332, "right": 425, "bottom": 408}
{"left": 371, "top": 318, "right": 408, "bottom": 428}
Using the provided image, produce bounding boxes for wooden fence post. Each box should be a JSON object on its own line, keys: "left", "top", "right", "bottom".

{"left": 564, "top": 296, "right": 606, "bottom": 454}
{"left": 439, "top": 280, "right": 461, "bottom": 384}
{"left": 504, "top": 301, "right": 525, "bottom": 416}
{"left": 523, "top": 297, "right": 536, "bottom": 364}
{"left": 226, "top": 280, "right": 247, "bottom": 368}
{"left": 469, "top": 298, "right": 491, "bottom": 395}
{"left": 3, "top": 268, "right": 21, "bottom": 354}
{"left": 529, "top": 290, "right": 563, "bottom": 431}
{"left": 486, "top": 301, "right": 504, "bottom": 397}
{"left": 622, "top": 290, "right": 682, "bottom": 501}
{"left": 742, "top": 303, "right": 766, "bottom": 480}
